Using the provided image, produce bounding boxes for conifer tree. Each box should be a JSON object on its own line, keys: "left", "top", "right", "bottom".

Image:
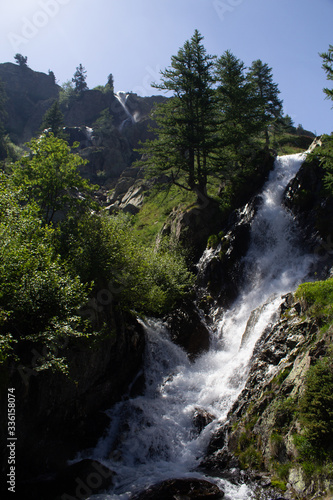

{"left": 246, "top": 60, "right": 283, "bottom": 148}
{"left": 41, "top": 100, "right": 64, "bottom": 137}
{"left": 139, "top": 30, "right": 217, "bottom": 199}
{"left": 72, "top": 64, "right": 88, "bottom": 94}
{"left": 14, "top": 53, "right": 28, "bottom": 67}
{"left": 215, "top": 51, "right": 263, "bottom": 162}
{"left": 320, "top": 44, "right": 333, "bottom": 103}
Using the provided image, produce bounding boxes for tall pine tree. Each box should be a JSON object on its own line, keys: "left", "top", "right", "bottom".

{"left": 139, "top": 30, "right": 217, "bottom": 199}
{"left": 72, "top": 64, "right": 88, "bottom": 94}
{"left": 215, "top": 51, "right": 263, "bottom": 169}
{"left": 246, "top": 60, "right": 283, "bottom": 148}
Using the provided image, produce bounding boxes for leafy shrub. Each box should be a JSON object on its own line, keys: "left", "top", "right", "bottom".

{"left": 61, "top": 212, "right": 195, "bottom": 316}
{"left": 0, "top": 176, "right": 88, "bottom": 341}
{"left": 298, "top": 354, "right": 333, "bottom": 456}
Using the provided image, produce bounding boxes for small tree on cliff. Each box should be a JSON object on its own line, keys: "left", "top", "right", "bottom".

{"left": 72, "top": 64, "right": 88, "bottom": 94}
{"left": 14, "top": 53, "right": 28, "bottom": 67}
{"left": 41, "top": 100, "right": 65, "bottom": 137}
{"left": 138, "top": 30, "right": 217, "bottom": 201}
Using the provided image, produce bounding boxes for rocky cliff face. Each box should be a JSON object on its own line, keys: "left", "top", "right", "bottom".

{"left": 0, "top": 63, "right": 60, "bottom": 142}
{"left": 0, "top": 309, "right": 145, "bottom": 497}
{"left": 0, "top": 63, "right": 165, "bottom": 189}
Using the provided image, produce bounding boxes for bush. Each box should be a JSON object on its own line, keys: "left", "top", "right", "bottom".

{"left": 60, "top": 212, "right": 195, "bottom": 316}
{"left": 298, "top": 354, "right": 333, "bottom": 456}
{"left": 0, "top": 178, "right": 88, "bottom": 341}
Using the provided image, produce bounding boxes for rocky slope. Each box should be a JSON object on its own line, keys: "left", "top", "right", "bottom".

{"left": 202, "top": 293, "right": 333, "bottom": 499}
{"left": 199, "top": 146, "right": 333, "bottom": 499}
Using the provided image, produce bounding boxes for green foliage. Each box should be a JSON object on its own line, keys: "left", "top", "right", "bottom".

{"left": 207, "top": 234, "right": 221, "bottom": 249}
{"left": 275, "top": 462, "right": 291, "bottom": 481}
{"left": 41, "top": 100, "right": 65, "bottom": 137}
{"left": 308, "top": 134, "right": 333, "bottom": 193}
{"left": 295, "top": 277, "right": 333, "bottom": 321}
{"left": 215, "top": 50, "right": 263, "bottom": 161}
{"left": 320, "top": 44, "right": 333, "bottom": 104}
{"left": 72, "top": 63, "right": 88, "bottom": 94}
{"left": 59, "top": 80, "right": 77, "bottom": 109}
{"left": 137, "top": 30, "right": 284, "bottom": 208}
{"left": 298, "top": 353, "right": 333, "bottom": 455}
{"left": 61, "top": 212, "right": 195, "bottom": 316}
{"left": 270, "top": 479, "right": 287, "bottom": 492}
{"left": 92, "top": 108, "right": 114, "bottom": 139}
{"left": 246, "top": 59, "right": 283, "bottom": 148}
{"left": 139, "top": 29, "right": 217, "bottom": 198}
{"left": 0, "top": 173, "right": 89, "bottom": 345}
{"left": 11, "top": 134, "right": 97, "bottom": 225}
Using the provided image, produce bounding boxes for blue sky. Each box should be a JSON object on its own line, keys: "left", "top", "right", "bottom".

{"left": 0, "top": 0, "right": 332, "bottom": 134}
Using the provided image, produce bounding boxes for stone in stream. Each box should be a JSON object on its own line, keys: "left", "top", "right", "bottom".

{"left": 131, "top": 477, "right": 224, "bottom": 499}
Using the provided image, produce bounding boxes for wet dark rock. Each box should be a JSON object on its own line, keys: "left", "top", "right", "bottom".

{"left": 193, "top": 407, "right": 215, "bottom": 433}
{"left": 283, "top": 153, "right": 333, "bottom": 276}
{"left": 197, "top": 196, "right": 260, "bottom": 309}
{"left": 19, "top": 459, "right": 115, "bottom": 500}
{"left": 165, "top": 300, "right": 211, "bottom": 360}
{"left": 131, "top": 477, "right": 224, "bottom": 499}
{"left": 0, "top": 310, "right": 145, "bottom": 491}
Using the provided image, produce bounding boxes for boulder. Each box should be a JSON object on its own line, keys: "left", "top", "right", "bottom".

{"left": 193, "top": 407, "right": 215, "bottom": 433}
{"left": 19, "top": 460, "right": 115, "bottom": 500}
{"left": 165, "top": 300, "right": 211, "bottom": 360}
{"left": 131, "top": 478, "right": 224, "bottom": 499}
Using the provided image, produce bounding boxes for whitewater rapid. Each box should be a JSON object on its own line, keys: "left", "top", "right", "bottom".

{"left": 85, "top": 153, "right": 317, "bottom": 499}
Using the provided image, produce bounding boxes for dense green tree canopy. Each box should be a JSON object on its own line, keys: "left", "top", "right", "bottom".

{"left": 138, "top": 30, "right": 284, "bottom": 198}
{"left": 11, "top": 134, "right": 96, "bottom": 225}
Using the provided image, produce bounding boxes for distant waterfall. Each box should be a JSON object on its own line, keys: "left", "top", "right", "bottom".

{"left": 85, "top": 153, "right": 317, "bottom": 499}
{"left": 115, "top": 91, "right": 135, "bottom": 130}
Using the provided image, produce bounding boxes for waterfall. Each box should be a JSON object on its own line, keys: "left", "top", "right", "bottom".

{"left": 85, "top": 153, "right": 317, "bottom": 499}
{"left": 115, "top": 92, "right": 135, "bottom": 130}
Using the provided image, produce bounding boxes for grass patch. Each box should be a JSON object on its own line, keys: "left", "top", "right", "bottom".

{"left": 295, "top": 277, "right": 333, "bottom": 321}
{"left": 131, "top": 182, "right": 196, "bottom": 245}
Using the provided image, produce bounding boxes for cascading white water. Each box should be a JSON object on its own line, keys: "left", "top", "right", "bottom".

{"left": 85, "top": 153, "right": 317, "bottom": 500}
{"left": 115, "top": 92, "right": 135, "bottom": 130}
